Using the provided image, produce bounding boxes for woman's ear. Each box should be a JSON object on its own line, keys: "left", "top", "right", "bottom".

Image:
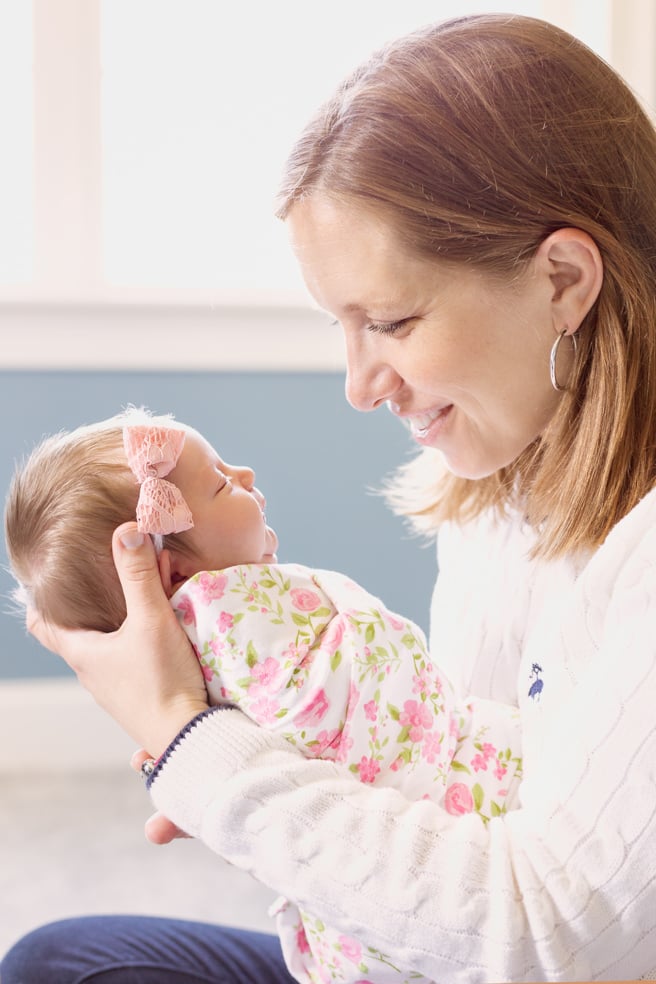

{"left": 536, "top": 228, "right": 604, "bottom": 333}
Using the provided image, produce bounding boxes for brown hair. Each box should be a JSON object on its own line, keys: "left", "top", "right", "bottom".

{"left": 276, "top": 14, "right": 656, "bottom": 557}
{"left": 4, "top": 410, "right": 193, "bottom": 631}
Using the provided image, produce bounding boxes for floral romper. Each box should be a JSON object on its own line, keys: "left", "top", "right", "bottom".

{"left": 172, "top": 562, "right": 522, "bottom": 984}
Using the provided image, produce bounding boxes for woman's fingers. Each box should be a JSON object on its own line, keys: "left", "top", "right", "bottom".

{"left": 144, "top": 810, "right": 191, "bottom": 844}
{"left": 111, "top": 523, "right": 173, "bottom": 630}
{"left": 26, "top": 605, "right": 66, "bottom": 654}
{"left": 26, "top": 607, "right": 109, "bottom": 675}
{"left": 130, "top": 751, "right": 190, "bottom": 842}
{"left": 130, "top": 748, "right": 152, "bottom": 773}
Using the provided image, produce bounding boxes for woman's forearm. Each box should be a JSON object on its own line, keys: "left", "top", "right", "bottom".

{"left": 146, "top": 709, "right": 572, "bottom": 982}
{"left": 150, "top": 594, "right": 656, "bottom": 984}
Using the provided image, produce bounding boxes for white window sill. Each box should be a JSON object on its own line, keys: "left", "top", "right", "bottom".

{"left": 0, "top": 296, "right": 343, "bottom": 371}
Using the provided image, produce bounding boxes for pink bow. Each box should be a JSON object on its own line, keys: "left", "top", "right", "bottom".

{"left": 123, "top": 425, "right": 194, "bottom": 535}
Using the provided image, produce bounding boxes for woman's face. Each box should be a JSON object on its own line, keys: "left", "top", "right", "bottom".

{"left": 287, "top": 194, "right": 564, "bottom": 480}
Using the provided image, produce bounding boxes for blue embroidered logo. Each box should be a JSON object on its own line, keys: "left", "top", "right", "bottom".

{"left": 528, "top": 663, "right": 544, "bottom": 701}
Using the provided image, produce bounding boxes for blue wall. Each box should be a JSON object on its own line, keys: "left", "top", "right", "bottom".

{"left": 0, "top": 371, "right": 437, "bottom": 679}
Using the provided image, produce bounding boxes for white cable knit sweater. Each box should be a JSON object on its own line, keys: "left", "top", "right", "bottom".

{"left": 150, "top": 489, "right": 656, "bottom": 982}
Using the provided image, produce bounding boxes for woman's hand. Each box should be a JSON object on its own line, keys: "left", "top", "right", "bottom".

{"left": 130, "top": 749, "right": 190, "bottom": 844}
{"left": 27, "top": 522, "right": 210, "bottom": 758}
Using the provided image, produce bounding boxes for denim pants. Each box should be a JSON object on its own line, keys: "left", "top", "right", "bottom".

{"left": 0, "top": 915, "right": 299, "bottom": 983}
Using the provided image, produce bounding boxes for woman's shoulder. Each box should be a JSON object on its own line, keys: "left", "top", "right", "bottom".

{"left": 602, "top": 484, "right": 656, "bottom": 550}
{"left": 440, "top": 484, "right": 656, "bottom": 569}
{"left": 589, "top": 489, "right": 656, "bottom": 574}
{"left": 437, "top": 504, "right": 536, "bottom": 574}
{"left": 578, "top": 484, "right": 656, "bottom": 600}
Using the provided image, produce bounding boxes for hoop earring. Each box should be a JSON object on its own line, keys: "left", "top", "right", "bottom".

{"left": 549, "top": 329, "right": 578, "bottom": 392}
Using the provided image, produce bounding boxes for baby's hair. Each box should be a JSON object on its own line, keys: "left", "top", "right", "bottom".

{"left": 4, "top": 407, "right": 192, "bottom": 632}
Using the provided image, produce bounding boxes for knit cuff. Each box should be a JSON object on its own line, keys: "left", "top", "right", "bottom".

{"left": 146, "top": 705, "right": 296, "bottom": 839}
{"left": 144, "top": 706, "right": 222, "bottom": 790}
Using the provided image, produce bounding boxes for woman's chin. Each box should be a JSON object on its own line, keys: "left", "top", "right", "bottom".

{"left": 440, "top": 452, "right": 505, "bottom": 481}
{"left": 436, "top": 433, "right": 528, "bottom": 479}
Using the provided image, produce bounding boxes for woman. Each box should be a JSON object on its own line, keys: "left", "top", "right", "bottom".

{"left": 4, "top": 13, "right": 656, "bottom": 983}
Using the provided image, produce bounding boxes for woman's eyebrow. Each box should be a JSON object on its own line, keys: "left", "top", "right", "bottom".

{"left": 342, "top": 295, "right": 405, "bottom": 316}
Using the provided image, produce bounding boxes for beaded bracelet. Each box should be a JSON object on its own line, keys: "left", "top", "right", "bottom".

{"left": 140, "top": 757, "right": 156, "bottom": 781}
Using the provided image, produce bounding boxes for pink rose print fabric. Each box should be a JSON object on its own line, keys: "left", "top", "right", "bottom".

{"left": 172, "top": 563, "right": 523, "bottom": 984}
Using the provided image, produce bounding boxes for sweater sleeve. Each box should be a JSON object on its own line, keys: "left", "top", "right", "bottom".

{"left": 151, "top": 524, "right": 656, "bottom": 982}
{"left": 149, "top": 708, "right": 559, "bottom": 981}
{"left": 149, "top": 611, "right": 656, "bottom": 984}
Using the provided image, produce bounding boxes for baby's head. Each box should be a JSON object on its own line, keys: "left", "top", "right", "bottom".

{"left": 4, "top": 408, "right": 278, "bottom": 632}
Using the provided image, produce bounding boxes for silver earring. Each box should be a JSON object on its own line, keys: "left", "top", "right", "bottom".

{"left": 549, "top": 329, "right": 578, "bottom": 392}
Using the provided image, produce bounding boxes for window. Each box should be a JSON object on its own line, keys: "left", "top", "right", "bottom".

{"left": 1, "top": 0, "right": 653, "bottom": 368}
{"left": 101, "top": 0, "right": 561, "bottom": 296}
{"left": 0, "top": 2, "right": 33, "bottom": 286}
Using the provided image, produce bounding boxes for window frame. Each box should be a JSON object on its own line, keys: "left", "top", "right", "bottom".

{"left": 1, "top": 0, "right": 653, "bottom": 370}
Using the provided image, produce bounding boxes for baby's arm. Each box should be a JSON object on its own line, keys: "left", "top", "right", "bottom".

{"left": 173, "top": 564, "right": 523, "bottom": 818}
{"left": 171, "top": 563, "right": 352, "bottom": 740}
{"left": 446, "top": 696, "right": 523, "bottom": 821}
{"left": 301, "top": 586, "right": 523, "bottom": 814}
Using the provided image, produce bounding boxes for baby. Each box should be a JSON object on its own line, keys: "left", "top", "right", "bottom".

{"left": 5, "top": 407, "right": 523, "bottom": 983}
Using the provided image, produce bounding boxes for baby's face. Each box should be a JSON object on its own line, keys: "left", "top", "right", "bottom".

{"left": 167, "top": 428, "right": 278, "bottom": 572}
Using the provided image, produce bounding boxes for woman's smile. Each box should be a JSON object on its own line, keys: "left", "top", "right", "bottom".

{"left": 288, "top": 193, "right": 561, "bottom": 479}
{"left": 389, "top": 402, "right": 454, "bottom": 444}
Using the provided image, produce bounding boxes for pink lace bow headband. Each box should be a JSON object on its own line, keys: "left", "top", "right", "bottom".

{"left": 123, "top": 425, "right": 194, "bottom": 535}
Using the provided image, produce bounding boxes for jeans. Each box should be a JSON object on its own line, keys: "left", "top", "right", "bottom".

{"left": 0, "top": 915, "right": 299, "bottom": 983}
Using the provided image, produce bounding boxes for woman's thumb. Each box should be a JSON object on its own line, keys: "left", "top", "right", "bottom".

{"left": 112, "top": 522, "right": 171, "bottom": 621}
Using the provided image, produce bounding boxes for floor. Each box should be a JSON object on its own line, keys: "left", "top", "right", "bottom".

{"left": 0, "top": 768, "right": 278, "bottom": 961}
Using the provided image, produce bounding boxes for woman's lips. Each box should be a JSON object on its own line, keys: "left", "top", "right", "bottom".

{"left": 388, "top": 402, "right": 453, "bottom": 442}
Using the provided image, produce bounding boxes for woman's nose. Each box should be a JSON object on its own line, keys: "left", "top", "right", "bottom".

{"left": 345, "top": 355, "right": 402, "bottom": 412}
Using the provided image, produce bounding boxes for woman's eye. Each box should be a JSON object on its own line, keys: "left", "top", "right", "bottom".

{"left": 367, "top": 320, "right": 407, "bottom": 336}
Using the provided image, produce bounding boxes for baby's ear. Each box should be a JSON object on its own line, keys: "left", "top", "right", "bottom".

{"left": 159, "top": 546, "right": 194, "bottom": 595}
{"left": 158, "top": 548, "right": 175, "bottom": 599}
